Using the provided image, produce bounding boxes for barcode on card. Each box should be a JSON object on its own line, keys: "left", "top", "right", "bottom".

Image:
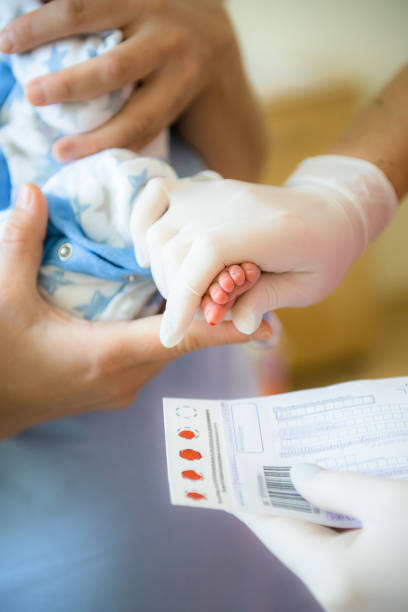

{"left": 263, "top": 466, "right": 320, "bottom": 514}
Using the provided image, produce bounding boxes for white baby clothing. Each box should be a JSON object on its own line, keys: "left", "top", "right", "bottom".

{"left": 0, "top": 0, "right": 174, "bottom": 320}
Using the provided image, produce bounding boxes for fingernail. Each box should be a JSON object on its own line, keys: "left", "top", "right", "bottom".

{"left": 290, "top": 463, "right": 323, "bottom": 489}
{"left": 52, "top": 141, "right": 75, "bottom": 163}
{"left": 160, "top": 319, "right": 177, "bottom": 348}
{"left": 26, "top": 80, "right": 47, "bottom": 105}
{"left": 17, "top": 184, "right": 33, "bottom": 208}
{"left": 0, "top": 30, "right": 14, "bottom": 53}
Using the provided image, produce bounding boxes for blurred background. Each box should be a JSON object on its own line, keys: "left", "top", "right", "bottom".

{"left": 227, "top": 0, "right": 408, "bottom": 392}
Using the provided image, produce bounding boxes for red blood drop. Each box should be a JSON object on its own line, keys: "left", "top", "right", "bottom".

{"left": 182, "top": 470, "right": 203, "bottom": 481}
{"left": 179, "top": 449, "right": 202, "bottom": 461}
{"left": 186, "top": 492, "right": 206, "bottom": 501}
{"left": 179, "top": 429, "right": 196, "bottom": 440}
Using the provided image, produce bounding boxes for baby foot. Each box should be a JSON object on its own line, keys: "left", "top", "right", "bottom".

{"left": 201, "top": 262, "right": 261, "bottom": 326}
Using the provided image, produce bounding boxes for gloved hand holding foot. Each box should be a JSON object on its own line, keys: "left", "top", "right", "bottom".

{"left": 132, "top": 156, "right": 397, "bottom": 347}
{"left": 131, "top": 64, "right": 408, "bottom": 348}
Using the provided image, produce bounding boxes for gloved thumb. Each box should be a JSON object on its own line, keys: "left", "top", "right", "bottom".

{"left": 0, "top": 183, "right": 48, "bottom": 292}
{"left": 291, "top": 463, "right": 388, "bottom": 523}
{"left": 231, "top": 273, "right": 305, "bottom": 334}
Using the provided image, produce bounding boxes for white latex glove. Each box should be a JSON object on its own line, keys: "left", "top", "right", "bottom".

{"left": 234, "top": 464, "right": 408, "bottom": 612}
{"left": 131, "top": 155, "right": 398, "bottom": 347}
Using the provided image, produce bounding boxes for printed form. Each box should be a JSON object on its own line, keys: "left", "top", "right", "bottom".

{"left": 163, "top": 377, "right": 408, "bottom": 527}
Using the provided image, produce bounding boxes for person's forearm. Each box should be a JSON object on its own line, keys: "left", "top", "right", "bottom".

{"left": 331, "top": 63, "right": 408, "bottom": 200}
{"left": 177, "top": 41, "right": 268, "bottom": 182}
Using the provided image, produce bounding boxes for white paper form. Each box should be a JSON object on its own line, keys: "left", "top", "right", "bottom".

{"left": 163, "top": 377, "right": 408, "bottom": 527}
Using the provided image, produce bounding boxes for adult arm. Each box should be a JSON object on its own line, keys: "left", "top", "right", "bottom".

{"left": 175, "top": 37, "right": 268, "bottom": 181}
{"left": 0, "top": 0, "right": 267, "bottom": 180}
{"left": 0, "top": 184, "right": 272, "bottom": 440}
{"left": 331, "top": 63, "right": 408, "bottom": 199}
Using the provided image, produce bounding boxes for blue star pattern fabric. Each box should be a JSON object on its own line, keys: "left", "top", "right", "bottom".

{"left": 3, "top": 1, "right": 134, "bottom": 136}
{"left": 0, "top": 0, "right": 176, "bottom": 321}
{"left": 43, "top": 45, "right": 68, "bottom": 73}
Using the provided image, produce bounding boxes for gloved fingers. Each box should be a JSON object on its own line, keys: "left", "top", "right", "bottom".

{"left": 234, "top": 512, "right": 335, "bottom": 582}
{"left": 147, "top": 219, "right": 203, "bottom": 299}
{"left": 145, "top": 220, "right": 179, "bottom": 298}
{"left": 131, "top": 177, "right": 178, "bottom": 268}
{"left": 160, "top": 282, "right": 202, "bottom": 348}
{"left": 160, "top": 233, "right": 196, "bottom": 301}
{"left": 291, "top": 464, "right": 394, "bottom": 523}
{"left": 231, "top": 272, "right": 308, "bottom": 334}
{"left": 134, "top": 171, "right": 221, "bottom": 264}
{"left": 173, "top": 230, "right": 237, "bottom": 296}
{"left": 188, "top": 170, "right": 223, "bottom": 182}
{"left": 159, "top": 229, "right": 286, "bottom": 346}
{"left": 159, "top": 234, "right": 228, "bottom": 347}
{"left": 177, "top": 219, "right": 309, "bottom": 282}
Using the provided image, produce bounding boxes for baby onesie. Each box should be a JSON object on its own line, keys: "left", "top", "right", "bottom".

{"left": 0, "top": 0, "right": 175, "bottom": 320}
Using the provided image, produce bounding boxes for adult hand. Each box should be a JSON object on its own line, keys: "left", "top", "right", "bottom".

{"left": 0, "top": 0, "right": 237, "bottom": 162}
{"left": 0, "top": 183, "right": 272, "bottom": 440}
{"left": 235, "top": 465, "right": 408, "bottom": 612}
{"left": 130, "top": 155, "right": 397, "bottom": 347}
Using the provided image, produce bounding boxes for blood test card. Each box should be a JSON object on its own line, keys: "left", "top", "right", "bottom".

{"left": 163, "top": 377, "right": 408, "bottom": 527}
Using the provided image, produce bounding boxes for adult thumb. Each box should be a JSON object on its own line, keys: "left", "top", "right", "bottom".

{"left": 290, "top": 464, "right": 387, "bottom": 524}
{"left": 169, "top": 318, "right": 274, "bottom": 358}
{"left": 0, "top": 184, "right": 48, "bottom": 290}
{"left": 231, "top": 273, "right": 300, "bottom": 334}
{"left": 93, "top": 316, "right": 274, "bottom": 368}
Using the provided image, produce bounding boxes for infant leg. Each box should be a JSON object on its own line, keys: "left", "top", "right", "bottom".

{"left": 201, "top": 263, "right": 260, "bottom": 326}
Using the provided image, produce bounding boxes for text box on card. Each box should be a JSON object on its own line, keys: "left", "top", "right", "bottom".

{"left": 232, "top": 403, "right": 264, "bottom": 453}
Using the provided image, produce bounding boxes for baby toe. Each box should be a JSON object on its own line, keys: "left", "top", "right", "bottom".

{"left": 228, "top": 264, "right": 245, "bottom": 286}
{"left": 218, "top": 270, "right": 235, "bottom": 293}
{"left": 209, "top": 282, "right": 229, "bottom": 305}
{"left": 242, "top": 262, "right": 261, "bottom": 283}
{"left": 202, "top": 295, "right": 228, "bottom": 326}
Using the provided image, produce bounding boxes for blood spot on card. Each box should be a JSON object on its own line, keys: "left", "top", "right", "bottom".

{"left": 182, "top": 470, "right": 203, "bottom": 481}
{"left": 179, "top": 449, "right": 202, "bottom": 461}
{"left": 186, "top": 492, "right": 206, "bottom": 501}
{"left": 179, "top": 429, "right": 196, "bottom": 440}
